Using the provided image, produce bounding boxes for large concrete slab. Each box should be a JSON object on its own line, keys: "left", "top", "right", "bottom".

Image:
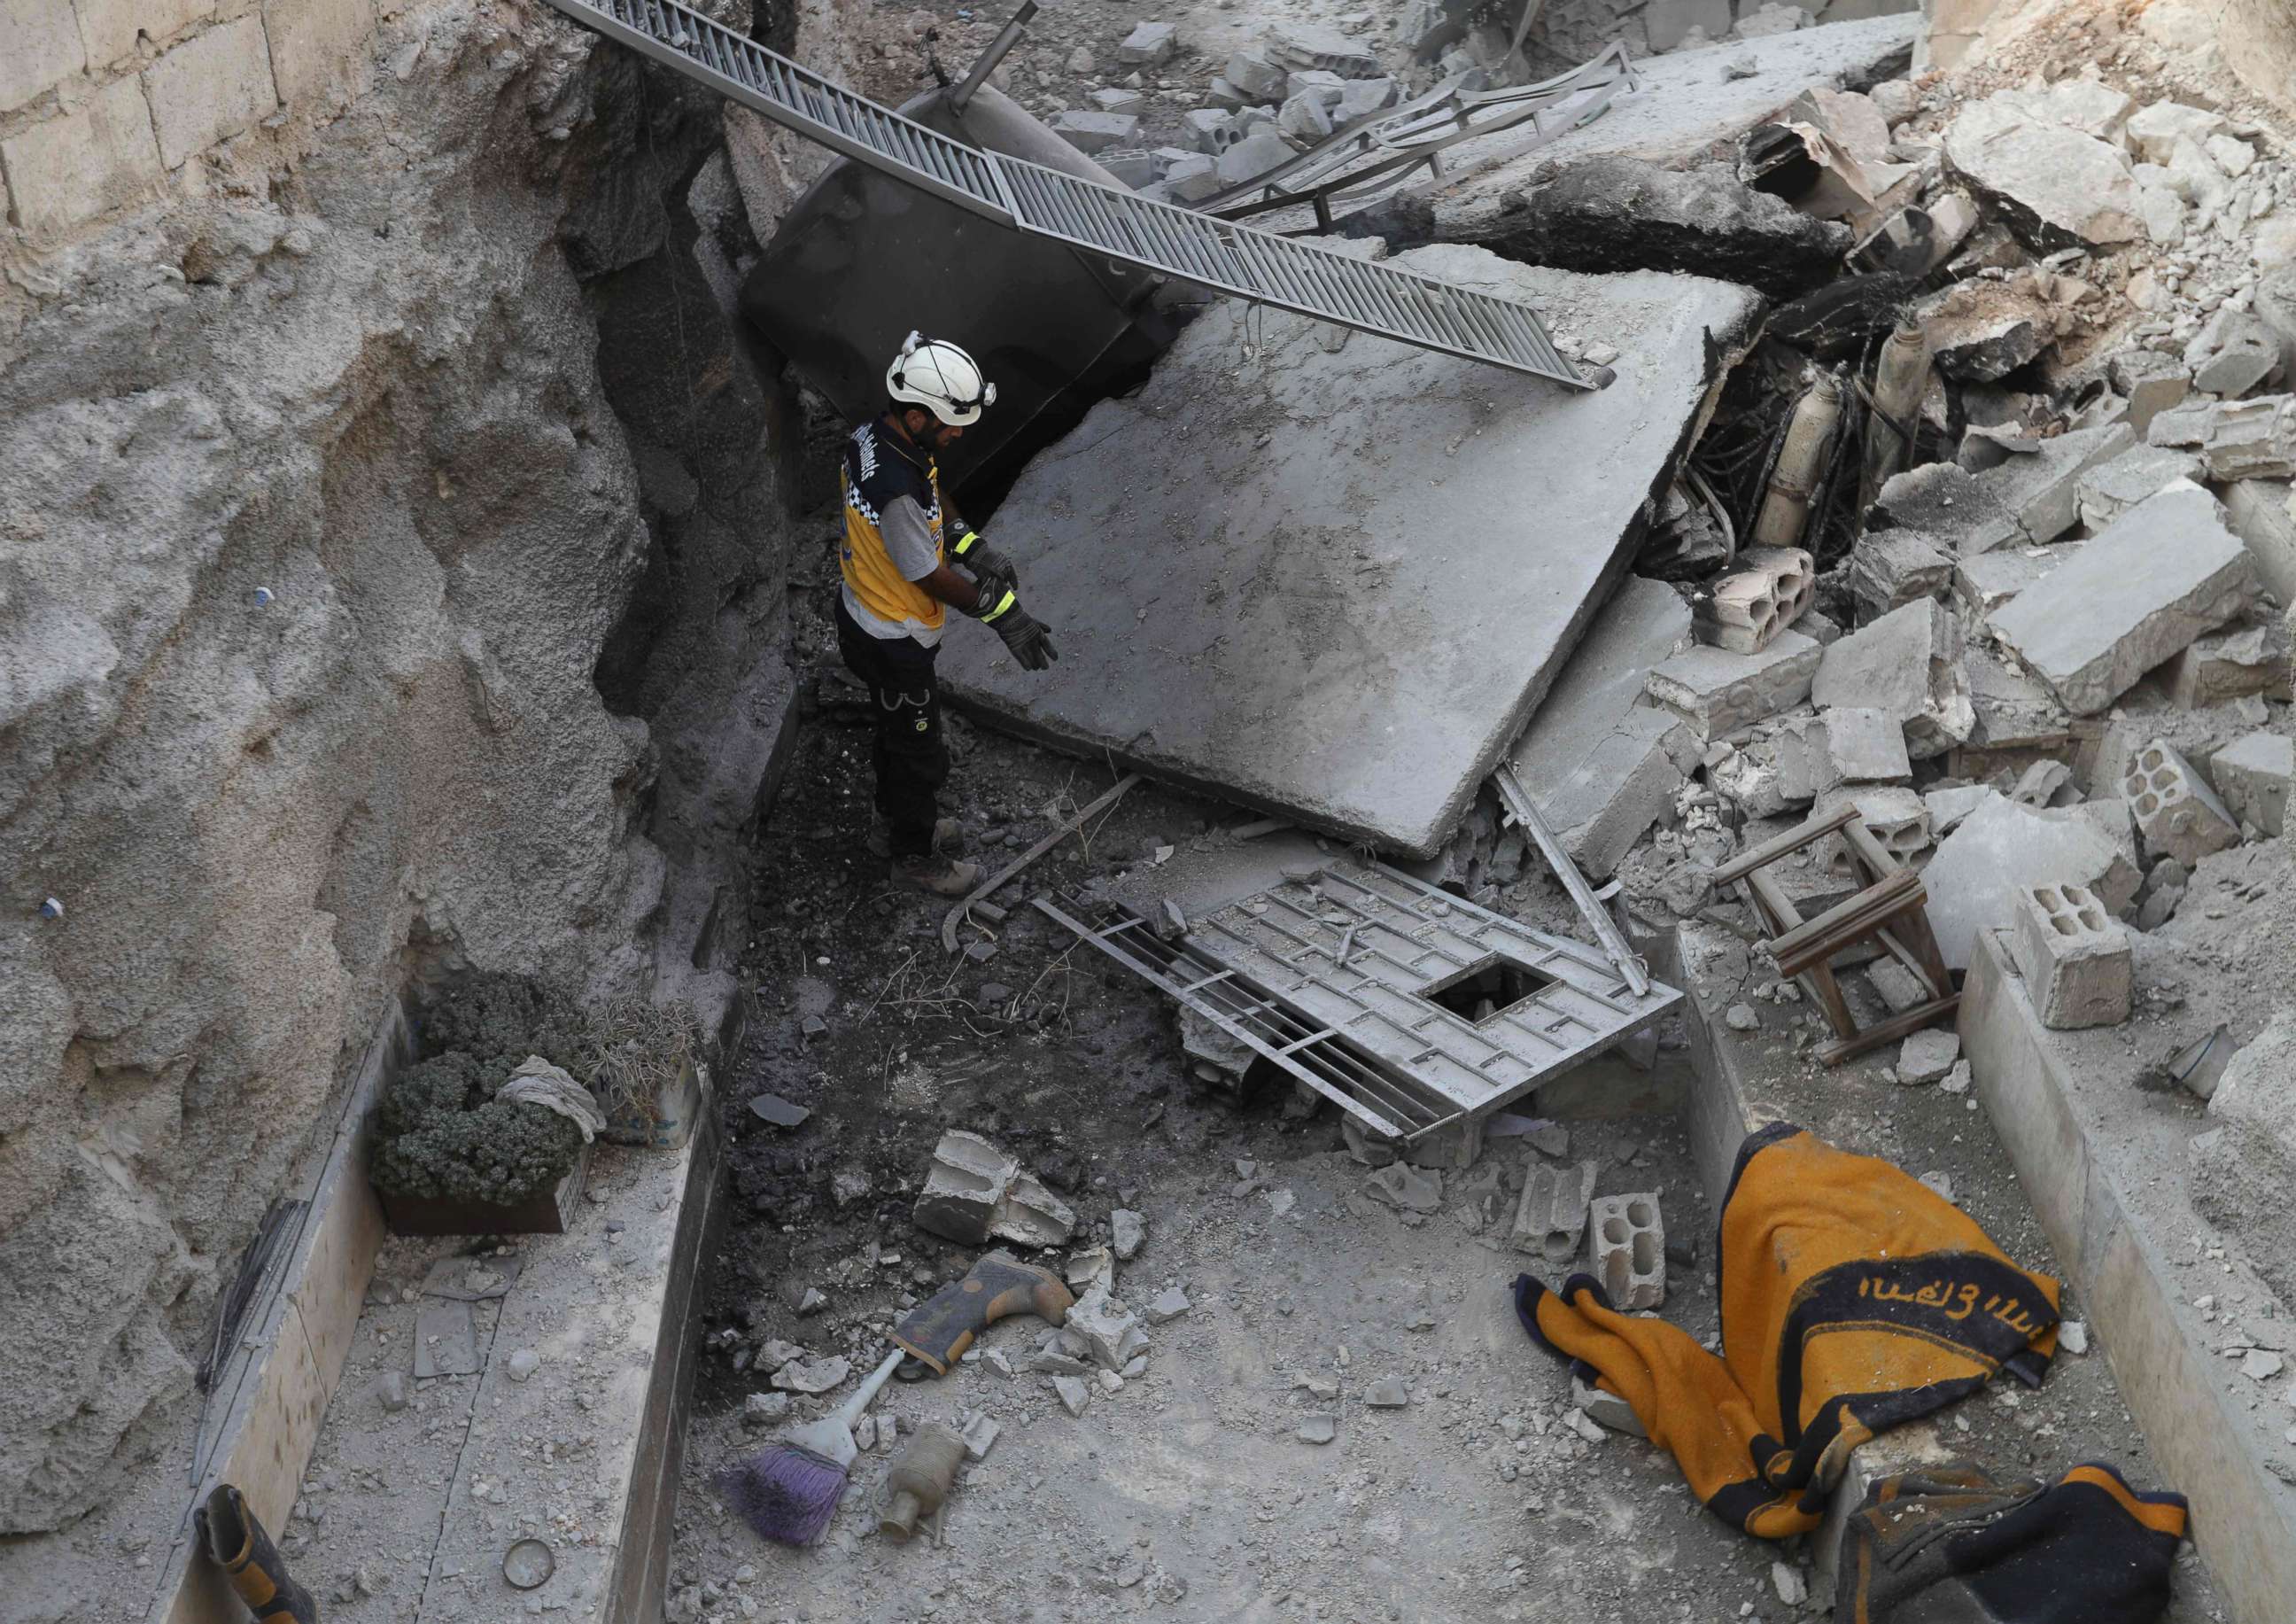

{"left": 1989, "top": 483, "right": 2258, "bottom": 716}
{"left": 943, "top": 248, "right": 1763, "bottom": 858}
{"left": 1430, "top": 18, "right": 1921, "bottom": 239}
{"left": 1506, "top": 576, "right": 1696, "bottom": 878}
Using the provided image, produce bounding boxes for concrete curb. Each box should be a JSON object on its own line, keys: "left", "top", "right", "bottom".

{"left": 156, "top": 999, "right": 408, "bottom": 1624}
{"left": 1959, "top": 929, "right": 2296, "bottom": 1624}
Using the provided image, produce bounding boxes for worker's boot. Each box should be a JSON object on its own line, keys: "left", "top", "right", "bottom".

{"left": 866, "top": 816, "right": 964, "bottom": 859}
{"left": 895, "top": 852, "right": 982, "bottom": 898}
{"left": 195, "top": 1483, "right": 316, "bottom": 1624}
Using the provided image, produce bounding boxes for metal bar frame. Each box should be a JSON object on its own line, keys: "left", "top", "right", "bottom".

{"left": 538, "top": 0, "right": 1589, "bottom": 386}
{"left": 1037, "top": 897, "right": 1460, "bottom": 1141}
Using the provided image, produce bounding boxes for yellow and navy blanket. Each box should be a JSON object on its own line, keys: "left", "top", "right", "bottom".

{"left": 1835, "top": 1460, "right": 2188, "bottom": 1623}
{"left": 1514, "top": 1123, "right": 2062, "bottom": 1539}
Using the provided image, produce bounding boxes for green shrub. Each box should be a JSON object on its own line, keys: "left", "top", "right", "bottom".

{"left": 421, "top": 974, "right": 586, "bottom": 1078}
{"left": 370, "top": 980, "right": 590, "bottom": 1207}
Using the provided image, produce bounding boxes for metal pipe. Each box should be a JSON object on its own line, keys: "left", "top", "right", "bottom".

{"left": 951, "top": 0, "right": 1037, "bottom": 112}
{"left": 1858, "top": 321, "right": 1931, "bottom": 519}
{"left": 1751, "top": 368, "right": 1846, "bottom": 552}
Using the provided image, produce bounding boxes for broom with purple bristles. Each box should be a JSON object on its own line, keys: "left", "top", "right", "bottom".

{"left": 723, "top": 1348, "right": 904, "bottom": 1545}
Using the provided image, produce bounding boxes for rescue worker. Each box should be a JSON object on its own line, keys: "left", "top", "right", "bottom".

{"left": 837, "top": 332, "right": 1058, "bottom": 897}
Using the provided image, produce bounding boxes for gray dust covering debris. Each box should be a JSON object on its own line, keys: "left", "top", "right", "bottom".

{"left": 10, "top": 0, "right": 2296, "bottom": 1619}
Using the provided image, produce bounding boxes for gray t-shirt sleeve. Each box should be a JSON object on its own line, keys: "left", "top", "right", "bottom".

{"left": 878, "top": 494, "right": 942, "bottom": 582}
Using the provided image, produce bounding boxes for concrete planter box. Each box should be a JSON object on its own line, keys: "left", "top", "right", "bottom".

{"left": 376, "top": 1142, "right": 592, "bottom": 1236}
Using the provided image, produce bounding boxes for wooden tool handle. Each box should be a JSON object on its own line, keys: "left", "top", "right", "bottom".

{"left": 889, "top": 1250, "right": 1074, "bottom": 1375}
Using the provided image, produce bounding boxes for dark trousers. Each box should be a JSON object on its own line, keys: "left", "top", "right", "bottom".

{"left": 835, "top": 595, "right": 950, "bottom": 859}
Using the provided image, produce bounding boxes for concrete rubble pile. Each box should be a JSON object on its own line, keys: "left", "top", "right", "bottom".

{"left": 979, "top": 2, "right": 2292, "bottom": 956}
{"left": 1028, "top": 2, "right": 1925, "bottom": 203}
{"left": 1459, "top": 28, "right": 2293, "bottom": 1071}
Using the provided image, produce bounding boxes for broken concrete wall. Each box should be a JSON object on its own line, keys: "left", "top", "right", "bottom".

{"left": 939, "top": 247, "right": 1763, "bottom": 857}
{"left": 0, "top": 0, "right": 803, "bottom": 1535}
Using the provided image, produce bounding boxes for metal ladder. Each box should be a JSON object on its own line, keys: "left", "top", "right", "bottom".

{"left": 536, "top": 0, "right": 1590, "bottom": 387}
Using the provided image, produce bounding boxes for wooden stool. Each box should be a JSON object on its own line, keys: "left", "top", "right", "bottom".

{"left": 1708, "top": 804, "right": 1959, "bottom": 1066}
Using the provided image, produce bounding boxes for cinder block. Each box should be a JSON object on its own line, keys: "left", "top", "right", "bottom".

{"left": 1183, "top": 107, "right": 1236, "bottom": 153}
{"left": 2210, "top": 730, "right": 2292, "bottom": 836}
{"left": 1164, "top": 154, "right": 1222, "bottom": 203}
{"left": 1696, "top": 546, "right": 1813, "bottom": 654}
{"left": 75, "top": 0, "right": 213, "bottom": 69}
{"left": 1509, "top": 1158, "right": 1596, "bottom": 1263}
{"left": 2121, "top": 739, "right": 2241, "bottom": 866}
{"left": 911, "top": 1130, "right": 1014, "bottom": 1243}
{"left": 1047, "top": 109, "right": 1139, "bottom": 156}
{"left": 263, "top": 0, "right": 376, "bottom": 107}
{"left": 1225, "top": 49, "right": 1285, "bottom": 98}
{"left": 1116, "top": 20, "right": 1176, "bottom": 66}
{"left": 1819, "top": 784, "right": 1931, "bottom": 874}
{"left": 1645, "top": 629, "right": 1821, "bottom": 741}
{"left": 1, "top": 0, "right": 86, "bottom": 114}
{"left": 0, "top": 74, "right": 164, "bottom": 237}
{"left": 2010, "top": 882, "right": 2132, "bottom": 1029}
{"left": 1215, "top": 129, "right": 1292, "bottom": 186}
{"left": 1096, "top": 148, "right": 1156, "bottom": 188}
{"left": 144, "top": 15, "right": 278, "bottom": 167}
{"left": 2159, "top": 618, "right": 2292, "bottom": 707}
{"left": 1587, "top": 1193, "right": 1664, "bottom": 1309}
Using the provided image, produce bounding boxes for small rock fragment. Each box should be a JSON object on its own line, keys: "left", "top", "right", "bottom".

{"left": 771, "top": 1355, "right": 851, "bottom": 1395}
{"left": 1363, "top": 1162, "right": 1443, "bottom": 1214}
{"left": 1297, "top": 1414, "right": 1338, "bottom": 1444}
{"left": 505, "top": 1348, "right": 540, "bottom": 1382}
{"left": 961, "top": 1413, "right": 1001, "bottom": 1460}
{"left": 748, "top": 1092, "right": 811, "bottom": 1129}
{"left": 1145, "top": 1286, "right": 1192, "bottom": 1325}
{"left": 1897, "top": 1028, "right": 1960, "bottom": 1085}
{"left": 742, "top": 1391, "right": 792, "bottom": 1428}
{"left": 1365, "top": 1377, "right": 1409, "bottom": 1408}
{"left": 1111, "top": 1208, "right": 1147, "bottom": 1260}
{"left": 1051, "top": 1375, "right": 1091, "bottom": 1418}
{"left": 2058, "top": 1320, "right": 2089, "bottom": 1355}
{"left": 1772, "top": 1563, "right": 1809, "bottom": 1607}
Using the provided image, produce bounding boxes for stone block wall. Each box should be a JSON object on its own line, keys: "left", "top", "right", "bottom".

{"left": 0, "top": 0, "right": 377, "bottom": 242}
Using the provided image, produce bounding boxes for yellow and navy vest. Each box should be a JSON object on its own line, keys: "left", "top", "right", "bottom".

{"left": 840, "top": 419, "right": 945, "bottom": 633}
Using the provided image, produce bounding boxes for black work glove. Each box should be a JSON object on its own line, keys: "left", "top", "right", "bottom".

{"left": 966, "top": 584, "right": 1057, "bottom": 672}
{"left": 995, "top": 608, "right": 1057, "bottom": 671}
{"left": 952, "top": 532, "right": 1019, "bottom": 597}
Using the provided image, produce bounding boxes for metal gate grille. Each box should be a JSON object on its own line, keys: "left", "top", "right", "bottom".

{"left": 538, "top": 0, "right": 1590, "bottom": 386}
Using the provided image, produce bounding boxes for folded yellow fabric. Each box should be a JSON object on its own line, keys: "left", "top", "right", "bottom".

{"left": 1515, "top": 1123, "right": 2060, "bottom": 1538}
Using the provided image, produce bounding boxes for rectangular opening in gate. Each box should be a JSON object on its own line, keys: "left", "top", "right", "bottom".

{"left": 1418, "top": 952, "right": 1555, "bottom": 1024}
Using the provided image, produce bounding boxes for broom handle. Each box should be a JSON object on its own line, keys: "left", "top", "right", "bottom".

{"left": 834, "top": 1349, "right": 905, "bottom": 1430}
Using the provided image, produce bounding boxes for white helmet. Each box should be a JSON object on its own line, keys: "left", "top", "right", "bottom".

{"left": 886, "top": 331, "right": 997, "bottom": 427}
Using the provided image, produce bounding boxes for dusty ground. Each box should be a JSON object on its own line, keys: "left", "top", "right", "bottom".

{"left": 649, "top": 571, "right": 2228, "bottom": 1624}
